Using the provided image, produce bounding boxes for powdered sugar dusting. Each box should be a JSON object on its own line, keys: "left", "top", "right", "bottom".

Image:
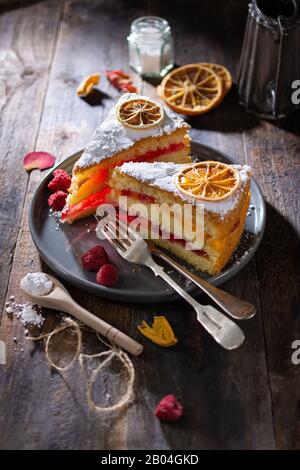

{"left": 16, "top": 304, "right": 45, "bottom": 327}
{"left": 117, "top": 161, "right": 251, "bottom": 218}
{"left": 74, "top": 93, "right": 189, "bottom": 170}
{"left": 5, "top": 298, "right": 45, "bottom": 328}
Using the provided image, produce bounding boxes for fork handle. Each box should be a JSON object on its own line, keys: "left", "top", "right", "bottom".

{"left": 152, "top": 248, "right": 256, "bottom": 320}
{"left": 146, "top": 259, "right": 245, "bottom": 350}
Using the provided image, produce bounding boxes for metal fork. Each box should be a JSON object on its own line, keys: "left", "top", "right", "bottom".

{"left": 147, "top": 242, "right": 256, "bottom": 320}
{"left": 96, "top": 211, "right": 245, "bottom": 350}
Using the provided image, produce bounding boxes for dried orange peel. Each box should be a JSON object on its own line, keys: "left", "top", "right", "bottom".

{"left": 116, "top": 97, "right": 164, "bottom": 130}
{"left": 77, "top": 73, "right": 100, "bottom": 97}
{"left": 159, "top": 64, "right": 222, "bottom": 116}
{"left": 175, "top": 161, "right": 240, "bottom": 202}
{"left": 137, "top": 316, "right": 177, "bottom": 347}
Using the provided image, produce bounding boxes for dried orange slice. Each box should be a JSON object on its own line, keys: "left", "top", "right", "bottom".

{"left": 116, "top": 98, "right": 164, "bottom": 130}
{"left": 159, "top": 64, "right": 222, "bottom": 116}
{"left": 175, "top": 161, "right": 240, "bottom": 201}
{"left": 199, "top": 63, "right": 232, "bottom": 97}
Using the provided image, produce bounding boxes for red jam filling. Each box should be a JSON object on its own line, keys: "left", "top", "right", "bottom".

{"left": 111, "top": 142, "right": 185, "bottom": 169}
{"left": 120, "top": 189, "right": 156, "bottom": 203}
{"left": 168, "top": 232, "right": 208, "bottom": 257}
{"left": 107, "top": 142, "right": 184, "bottom": 175}
{"left": 120, "top": 213, "right": 208, "bottom": 257}
{"left": 129, "top": 142, "right": 184, "bottom": 164}
{"left": 98, "top": 142, "right": 185, "bottom": 178}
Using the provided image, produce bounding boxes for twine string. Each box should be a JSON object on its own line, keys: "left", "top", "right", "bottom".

{"left": 28, "top": 317, "right": 135, "bottom": 413}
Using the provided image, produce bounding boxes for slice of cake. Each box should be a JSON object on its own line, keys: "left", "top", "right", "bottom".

{"left": 62, "top": 93, "right": 191, "bottom": 223}
{"left": 107, "top": 161, "right": 251, "bottom": 275}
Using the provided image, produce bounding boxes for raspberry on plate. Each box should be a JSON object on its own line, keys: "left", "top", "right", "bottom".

{"left": 155, "top": 394, "right": 183, "bottom": 422}
{"left": 96, "top": 264, "right": 119, "bottom": 287}
{"left": 48, "top": 191, "right": 67, "bottom": 211}
{"left": 81, "top": 246, "right": 108, "bottom": 272}
{"left": 48, "top": 169, "right": 71, "bottom": 193}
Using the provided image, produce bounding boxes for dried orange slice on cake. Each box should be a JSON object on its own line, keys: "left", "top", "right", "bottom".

{"left": 175, "top": 161, "right": 240, "bottom": 201}
{"left": 116, "top": 97, "right": 164, "bottom": 130}
{"left": 159, "top": 64, "right": 222, "bottom": 116}
{"left": 199, "top": 63, "right": 232, "bottom": 97}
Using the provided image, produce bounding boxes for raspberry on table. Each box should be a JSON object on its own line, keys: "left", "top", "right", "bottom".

{"left": 48, "top": 191, "right": 67, "bottom": 211}
{"left": 154, "top": 394, "right": 183, "bottom": 422}
{"left": 81, "top": 246, "right": 108, "bottom": 272}
{"left": 96, "top": 263, "right": 119, "bottom": 287}
{"left": 48, "top": 169, "right": 71, "bottom": 193}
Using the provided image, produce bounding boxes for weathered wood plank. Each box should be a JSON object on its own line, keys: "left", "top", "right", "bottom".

{"left": 242, "top": 116, "right": 300, "bottom": 449}
{"left": 0, "top": 0, "right": 63, "bottom": 310}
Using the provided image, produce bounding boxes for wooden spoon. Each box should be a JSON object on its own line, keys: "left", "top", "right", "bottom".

{"left": 20, "top": 274, "right": 143, "bottom": 356}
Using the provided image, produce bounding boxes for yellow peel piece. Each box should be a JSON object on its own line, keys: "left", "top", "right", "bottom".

{"left": 137, "top": 316, "right": 177, "bottom": 347}
{"left": 77, "top": 73, "right": 100, "bottom": 97}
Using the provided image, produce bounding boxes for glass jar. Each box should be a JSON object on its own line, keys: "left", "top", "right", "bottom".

{"left": 127, "top": 16, "right": 174, "bottom": 78}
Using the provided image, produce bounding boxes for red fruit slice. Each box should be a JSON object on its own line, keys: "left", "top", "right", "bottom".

{"left": 120, "top": 83, "right": 138, "bottom": 93}
{"left": 106, "top": 69, "right": 139, "bottom": 94}
{"left": 112, "top": 70, "right": 130, "bottom": 77}
{"left": 61, "top": 187, "right": 111, "bottom": 222}
{"left": 23, "top": 151, "right": 55, "bottom": 171}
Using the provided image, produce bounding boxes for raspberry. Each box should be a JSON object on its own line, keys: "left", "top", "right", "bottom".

{"left": 81, "top": 246, "right": 108, "bottom": 272}
{"left": 154, "top": 394, "right": 183, "bottom": 422}
{"left": 48, "top": 191, "right": 67, "bottom": 211}
{"left": 48, "top": 169, "right": 71, "bottom": 193}
{"left": 96, "top": 264, "right": 119, "bottom": 287}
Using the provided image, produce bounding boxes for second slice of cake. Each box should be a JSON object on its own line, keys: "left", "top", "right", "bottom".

{"left": 107, "top": 161, "right": 251, "bottom": 275}
{"left": 62, "top": 93, "right": 191, "bottom": 223}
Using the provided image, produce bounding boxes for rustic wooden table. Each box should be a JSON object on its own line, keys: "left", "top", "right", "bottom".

{"left": 0, "top": 0, "right": 299, "bottom": 450}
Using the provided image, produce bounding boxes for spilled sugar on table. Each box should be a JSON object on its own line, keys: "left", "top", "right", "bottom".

{"left": 0, "top": 0, "right": 299, "bottom": 450}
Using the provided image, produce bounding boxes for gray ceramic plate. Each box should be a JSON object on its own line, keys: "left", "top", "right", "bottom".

{"left": 29, "top": 142, "right": 266, "bottom": 303}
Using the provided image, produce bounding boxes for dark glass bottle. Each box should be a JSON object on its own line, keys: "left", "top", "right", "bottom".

{"left": 238, "top": 0, "right": 300, "bottom": 119}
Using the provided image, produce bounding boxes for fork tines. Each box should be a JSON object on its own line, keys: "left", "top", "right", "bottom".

{"left": 96, "top": 208, "right": 137, "bottom": 247}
